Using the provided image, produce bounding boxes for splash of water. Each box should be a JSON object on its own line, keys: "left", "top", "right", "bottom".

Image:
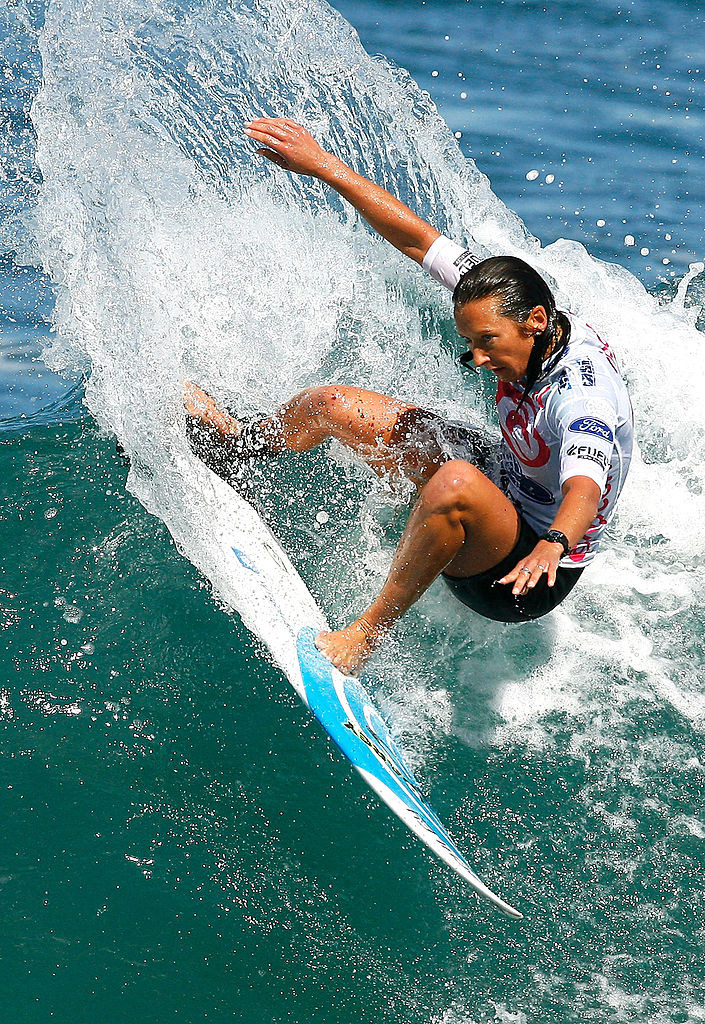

{"left": 27, "top": 0, "right": 705, "bottom": 767}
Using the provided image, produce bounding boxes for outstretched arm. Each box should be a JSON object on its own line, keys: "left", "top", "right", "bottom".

{"left": 244, "top": 117, "right": 440, "bottom": 264}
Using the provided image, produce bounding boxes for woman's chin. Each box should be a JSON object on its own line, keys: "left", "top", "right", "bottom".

{"left": 493, "top": 366, "right": 524, "bottom": 383}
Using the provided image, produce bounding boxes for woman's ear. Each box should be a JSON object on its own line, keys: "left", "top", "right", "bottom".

{"left": 526, "top": 304, "right": 549, "bottom": 334}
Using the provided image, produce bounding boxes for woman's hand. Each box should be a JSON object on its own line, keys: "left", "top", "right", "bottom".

{"left": 315, "top": 623, "right": 376, "bottom": 676}
{"left": 499, "top": 477, "right": 602, "bottom": 596}
{"left": 499, "top": 539, "right": 564, "bottom": 596}
{"left": 244, "top": 115, "right": 439, "bottom": 263}
{"left": 244, "top": 117, "right": 336, "bottom": 178}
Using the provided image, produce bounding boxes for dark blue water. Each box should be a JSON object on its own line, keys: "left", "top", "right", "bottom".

{"left": 2, "top": 2, "right": 704, "bottom": 1022}
{"left": 336, "top": 0, "right": 704, "bottom": 287}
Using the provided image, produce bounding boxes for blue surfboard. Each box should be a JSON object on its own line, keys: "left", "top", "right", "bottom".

{"left": 174, "top": 454, "right": 522, "bottom": 919}
{"left": 296, "top": 628, "right": 522, "bottom": 918}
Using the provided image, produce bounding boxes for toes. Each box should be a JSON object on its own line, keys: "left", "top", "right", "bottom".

{"left": 314, "top": 630, "right": 330, "bottom": 652}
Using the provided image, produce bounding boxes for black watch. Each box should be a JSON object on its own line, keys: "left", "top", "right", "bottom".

{"left": 542, "top": 530, "right": 571, "bottom": 556}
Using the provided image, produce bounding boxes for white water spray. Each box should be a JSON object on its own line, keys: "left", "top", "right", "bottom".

{"left": 29, "top": 0, "right": 705, "bottom": 759}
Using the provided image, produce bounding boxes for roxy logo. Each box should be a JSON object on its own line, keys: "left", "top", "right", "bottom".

{"left": 569, "top": 417, "right": 613, "bottom": 442}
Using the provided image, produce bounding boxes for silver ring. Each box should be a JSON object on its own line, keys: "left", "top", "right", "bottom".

{"left": 536, "top": 563, "right": 547, "bottom": 571}
{"left": 519, "top": 567, "right": 531, "bottom": 574}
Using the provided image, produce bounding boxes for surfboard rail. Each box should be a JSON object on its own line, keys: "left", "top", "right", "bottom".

{"left": 295, "top": 628, "right": 523, "bottom": 919}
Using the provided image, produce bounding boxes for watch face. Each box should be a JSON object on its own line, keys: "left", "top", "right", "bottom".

{"left": 545, "top": 530, "right": 569, "bottom": 553}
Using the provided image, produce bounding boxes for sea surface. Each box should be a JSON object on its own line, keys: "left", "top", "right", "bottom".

{"left": 1, "top": 1, "right": 704, "bottom": 1021}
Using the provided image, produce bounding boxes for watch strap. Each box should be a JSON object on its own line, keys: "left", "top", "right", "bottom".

{"left": 543, "top": 529, "right": 571, "bottom": 556}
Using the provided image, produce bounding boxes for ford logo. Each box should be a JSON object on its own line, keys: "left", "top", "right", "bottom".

{"left": 569, "top": 417, "right": 614, "bottom": 442}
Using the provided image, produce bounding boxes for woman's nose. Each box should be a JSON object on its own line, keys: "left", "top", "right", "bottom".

{"left": 473, "top": 347, "right": 490, "bottom": 368}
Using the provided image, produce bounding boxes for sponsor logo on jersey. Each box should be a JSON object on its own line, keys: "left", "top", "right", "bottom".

{"left": 502, "top": 451, "right": 555, "bottom": 505}
{"left": 557, "top": 369, "right": 571, "bottom": 392}
{"left": 516, "top": 474, "right": 555, "bottom": 505}
{"left": 496, "top": 386, "right": 551, "bottom": 468}
{"left": 579, "top": 359, "right": 595, "bottom": 387}
{"left": 453, "top": 250, "right": 480, "bottom": 273}
{"left": 568, "top": 416, "right": 614, "bottom": 442}
{"left": 566, "top": 443, "right": 610, "bottom": 472}
{"left": 567, "top": 538, "right": 590, "bottom": 563}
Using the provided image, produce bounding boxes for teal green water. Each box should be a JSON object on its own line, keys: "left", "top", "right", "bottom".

{"left": 3, "top": 426, "right": 703, "bottom": 1019}
{"left": 2, "top": 0, "right": 704, "bottom": 1021}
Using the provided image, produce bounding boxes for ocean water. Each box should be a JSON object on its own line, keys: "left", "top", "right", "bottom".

{"left": 1, "top": 0, "right": 704, "bottom": 1021}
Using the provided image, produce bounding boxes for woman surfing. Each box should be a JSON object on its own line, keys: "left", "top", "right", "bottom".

{"left": 185, "top": 118, "right": 633, "bottom": 675}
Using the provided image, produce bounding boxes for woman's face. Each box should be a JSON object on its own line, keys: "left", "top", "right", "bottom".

{"left": 454, "top": 296, "right": 547, "bottom": 383}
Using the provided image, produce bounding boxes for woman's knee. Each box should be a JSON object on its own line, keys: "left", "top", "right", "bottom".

{"left": 292, "top": 385, "right": 350, "bottom": 426}
{"left": 421, "top": 460, "right": 486, "bottom": 515}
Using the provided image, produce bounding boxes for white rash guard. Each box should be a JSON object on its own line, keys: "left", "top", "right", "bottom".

{"left": 422, "top": 234, "right": 634, "bottom": 567}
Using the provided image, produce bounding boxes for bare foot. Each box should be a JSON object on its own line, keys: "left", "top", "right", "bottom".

{"left": 183, "top": 381, "right": 239, "bottom": 437}
{"left": 315, "top": 620, "right": 382, "bottom": 675}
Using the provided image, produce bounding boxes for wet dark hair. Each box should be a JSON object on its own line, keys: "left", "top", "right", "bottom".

{"left": 453, "top": 255, "right": 570, "bottom": 405}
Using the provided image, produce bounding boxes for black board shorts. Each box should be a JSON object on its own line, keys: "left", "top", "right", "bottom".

{"left": 442, "top": 517, "right": 584, "bottom": 623}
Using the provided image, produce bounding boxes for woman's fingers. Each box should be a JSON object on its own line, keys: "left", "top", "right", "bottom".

{"left": 244, "top": 118, "right": 329, "bottom": 176}
{"left": 498, "top": 544, "right": 560, "bottom": 595}
{"left": 183, "top": 381, "right": 211, "bottom": 416}
{"left": 245, "top": 119, "right": 303, "bottom": 142}
{"left": 508, "top": 560, "right": 539, "bottom": 596}
{"left": 244, "top": 126, "right": 287, "bottom": 148}
{"left": 183, "top": 382, "right": 224, "bottom": 429}
{"left": 247, "top": 116, "right": 303, "bottom": 131}
{"left": 257, "top": 147, "right": 289, "bottom": 168}
{"left": 245, "top": 122, "right": 295, "bottom": 141}
{"left": 497, "top": 561, "right": 528, "bottom": 596}
{"left": 245, "top": 129, "right": 295, "bottom": 166}
{"left": 245, "top": 127, "right": 295, "bottom": 162}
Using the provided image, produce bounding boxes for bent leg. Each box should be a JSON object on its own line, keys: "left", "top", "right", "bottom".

{"left": 316, "top": 460, "right": 520, "bottom": 673}
{"left": 186, "top": 382, "right": 480, "bottom": 488}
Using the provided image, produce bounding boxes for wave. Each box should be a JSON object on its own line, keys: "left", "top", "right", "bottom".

{"left": 25, "top": 0, "right": 705, "bottom": 768}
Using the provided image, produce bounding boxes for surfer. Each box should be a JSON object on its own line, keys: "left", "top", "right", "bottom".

{"left": 184, "top": 118, "right": 633, "bottom": 675}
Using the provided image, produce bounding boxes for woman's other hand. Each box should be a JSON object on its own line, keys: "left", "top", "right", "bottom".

{"left": 183, "top": 381, "right": 238, "bottom": 437}
{"left": 245, "top": 116, "right": 439, "bottom": 264}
